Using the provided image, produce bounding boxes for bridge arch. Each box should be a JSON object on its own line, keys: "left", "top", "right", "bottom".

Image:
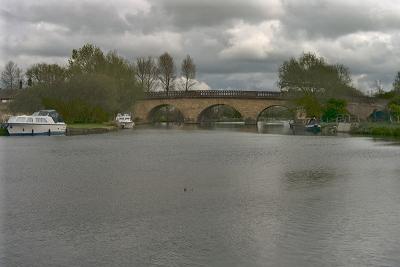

{"left": 148, "top": 104, "right": 185, "bottom": 123}
{"left": 197, "top": 104, "right": 243, "bottom": 123}
{"left": 256, "top": 105, "right": 295, "bottom": 123}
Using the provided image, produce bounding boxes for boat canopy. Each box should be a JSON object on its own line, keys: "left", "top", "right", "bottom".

{"left": 32, "top": 110, "right": 64, "bottom": 123}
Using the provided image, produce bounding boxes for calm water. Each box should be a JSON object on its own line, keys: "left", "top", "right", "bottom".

{"left": 1, "top": 127, "right": 400, "bottom": 266}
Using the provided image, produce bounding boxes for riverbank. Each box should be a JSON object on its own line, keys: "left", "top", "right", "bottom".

{"left": 0, "top": 123, "right": 118, "bottom": 136}
{"left": 351, "top": 122, "right": 400, "bottom": 137}
{"left": 66, "top": 123, "right": 118, "bottom": 136}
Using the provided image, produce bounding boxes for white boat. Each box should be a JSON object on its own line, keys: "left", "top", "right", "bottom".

{"left": 115, "top": 113, "right": 135, "bottom": 129}
{"left": 7, "top": 110, "right": 66, "bottom": 136}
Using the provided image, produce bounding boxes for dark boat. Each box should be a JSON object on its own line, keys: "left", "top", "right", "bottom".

{"left": 305, "top": 117, "right": 321, "bottom": 133}
{"left": 289, "top": 118, "right": 321, "bottom": 134}
{"left": 305, "top": 123, "right": 321, "bottom": 132}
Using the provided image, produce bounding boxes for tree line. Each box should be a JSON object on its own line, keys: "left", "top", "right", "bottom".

{"left": 133, "top": 53, "right": 196, "bottom": 92}
{"left": 278, "top": 52, "right": 400, "bottom": 122}
{"left": 2, "top": 48, "right": 400, "bottom": 123}
{"left": 1, "top": 44, "right": 197, "bottom": 123}
{"left": 1, "top": 49, "right": 197, "bottom": 93}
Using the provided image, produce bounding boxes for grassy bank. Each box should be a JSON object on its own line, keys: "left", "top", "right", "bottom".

{"left": 351, "top": 122, "right": 400, "bottom": 137}
{"left": 66, "top": 122, "right": 118, "bottom": 136}
{"left": 67, "top": 123, "right": 116, "bottom": 129}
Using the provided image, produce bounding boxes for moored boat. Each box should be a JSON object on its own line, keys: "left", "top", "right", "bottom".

{"left": 289, "top": 118, "right": 321, "bottom": 133}
{"left": 305, "top": 123, "right": 321, "bottom": 132}
{"left": 305, "top": 117, "right": 321, "bottom": 132}
{"left": 115, "top": 113, "right": 135, "bottom": 129}
{"left": 7, "top": 110, "right": 66, "bottom": 136}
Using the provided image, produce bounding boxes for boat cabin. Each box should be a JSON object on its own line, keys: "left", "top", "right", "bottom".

{"left": 32, "top": 110, "right": 64, "bottom": 123}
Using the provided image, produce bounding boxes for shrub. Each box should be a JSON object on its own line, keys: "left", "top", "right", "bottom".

{"left": 322, "top": 98, "right": 348, "bottom": 122}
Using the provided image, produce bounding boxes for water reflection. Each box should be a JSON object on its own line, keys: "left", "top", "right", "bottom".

{"left": 257, "top": 121, "right": 293, "bottom": 135}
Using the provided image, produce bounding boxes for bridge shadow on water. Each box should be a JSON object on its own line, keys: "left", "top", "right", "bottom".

{"left": 142, "top": 122, "right": 338, "bottom": 137}
{"left": 145, "top": 103, "right": 334, "bottom": 136}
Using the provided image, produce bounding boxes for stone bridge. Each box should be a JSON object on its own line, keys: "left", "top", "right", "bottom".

{"left": 133, "top": 90, "right": 386, "bottom": 124}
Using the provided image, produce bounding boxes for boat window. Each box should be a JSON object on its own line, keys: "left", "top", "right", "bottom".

{"left": 38, "top": 111, "right": 49, "bottom": 116}
{"left": 35, "top": 118, "right": 48, "bottom": 123}
{"left": 26, "top": 118, "right": 33, "bottom": 123}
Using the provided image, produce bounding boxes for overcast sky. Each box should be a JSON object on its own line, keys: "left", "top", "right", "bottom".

{"left": 1, "top": 0, "right": 400, "bottom": 92}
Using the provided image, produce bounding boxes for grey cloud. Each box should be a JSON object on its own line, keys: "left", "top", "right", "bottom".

{"left": 1, "top": 0, "right": 400, "bottom": 92}
{"left": 201, "top": 72, "right": 279, "bottom": 90}
{"left": 280, "top": 1, "right": 400, "bottom": 39}
{"left": 125, "top": 0, "right": 280, "bottom": 33}
{"left": 3, "top": 1, "right": 131, "bottom": 34}
{"left": 156, "top": 0, "right": 276, "bottom": 30}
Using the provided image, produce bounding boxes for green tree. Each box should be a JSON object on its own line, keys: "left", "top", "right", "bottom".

{"left": 104, "top": 51, "right": 141, "bottom": 111}
{"left": 11, "top": 44, "right": 143, "bottom": 123}
{"left": 322, "top": 98, "right": 348, "bottom": 122}
{"left": 278, "top": 52, "right": 360, "bottom": 117}
{"left": 68, "top": 44, "right": 106, "bottom": 75}
{"left": 295, "top": 95, "right": 323, "bottom": 118}
{"left": 388, "top": 96, "right": 400, "bottom": 122}
{"left": 42, "top": 74, "right": 118, "bottom": 123}
{"left": 8, "top": 87, "right": 43, "bottom": 113}
{"left": 278, "top": 52, "right": 358, "bottom": 98}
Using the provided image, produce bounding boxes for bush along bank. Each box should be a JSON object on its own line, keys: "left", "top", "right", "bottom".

{"left": 0, "top": 127, "right": 9, "bottom": 136}
{"left": 351, "top": 122, "right": 400, "bottom": 137}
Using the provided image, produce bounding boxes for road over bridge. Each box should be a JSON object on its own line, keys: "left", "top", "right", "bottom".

{"left": 133, "top": 90, "right": 386, "bottom": 124}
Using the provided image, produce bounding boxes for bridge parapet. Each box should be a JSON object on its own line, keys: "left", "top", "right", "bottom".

{"left": 143, "top": 90, "right": 283, "bottom": 99}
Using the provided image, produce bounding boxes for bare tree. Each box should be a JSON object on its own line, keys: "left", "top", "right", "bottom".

{"left": 181, "top": 55, "right": 196, "bottom": 91}
{"left": 1, "top": 61, "right": 22, "bottom": 89}
{"left": 26, "top": 63, "right": 66, "bottom": 86}
{"left": 136, "top": 57, "right": 147, "bottom": 89}
{"left": 393, "top": 71, "right": 400, "bottom": 93}
{"left": 135, "top": 57, "right": 158, "bottom": 92}
{"left": 373, "top": 80, "right": 384, "bottom": 95}
{"left": 157, "top": 52, "right": 176, "bottom": 93}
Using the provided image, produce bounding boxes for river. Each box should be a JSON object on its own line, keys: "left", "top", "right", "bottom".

{"left": 1, "top": 126, "right": 400, "bottom": 266}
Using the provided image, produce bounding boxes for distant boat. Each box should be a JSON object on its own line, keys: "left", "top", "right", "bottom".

{"left": 305, "top": 117, "right": 321, "bottom": 132}
{"left": 305, "top": 123, "right": 321, "bottom": 132}
{"left": 289, "top": 118, "right": 321, "bottom": 133}
{"left": 7, "top": 110, "right": 66, "bottom": 136}
{"left": 115, "top": 113, "right": 135, "bottom": 129}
